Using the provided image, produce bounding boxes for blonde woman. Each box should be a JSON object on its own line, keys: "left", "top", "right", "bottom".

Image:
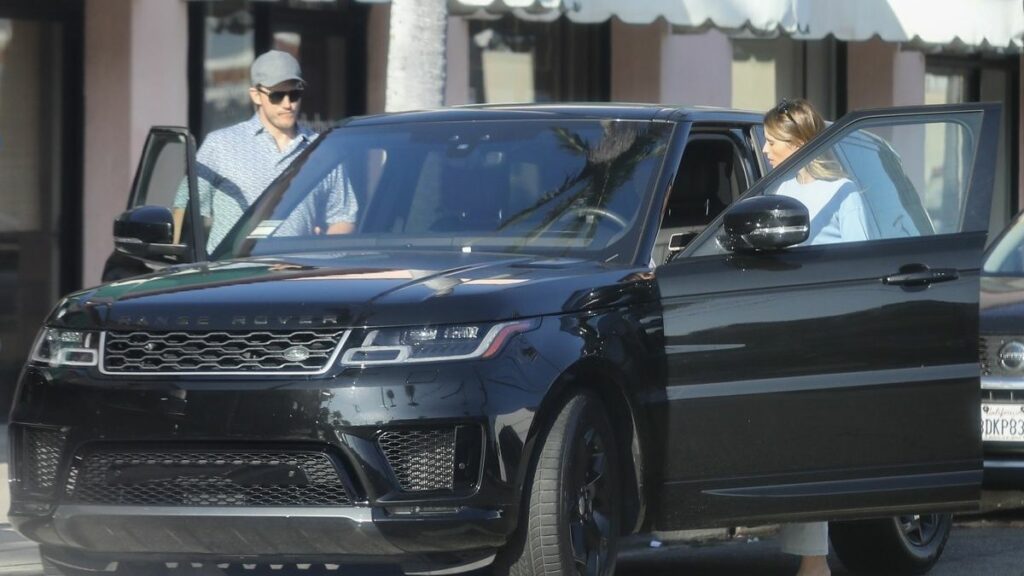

{"left": 761, "top": 97, "right": 857, "bottom": 576}
{"left": 763, "top": 98, "right": 872, "bottom": 247}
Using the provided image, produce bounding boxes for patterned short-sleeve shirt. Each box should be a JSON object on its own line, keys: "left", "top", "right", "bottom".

{"left": 174, "top": 114, "right": 358, "bottom": 252}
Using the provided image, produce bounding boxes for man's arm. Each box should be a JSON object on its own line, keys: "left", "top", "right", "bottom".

{"left": 171, "top": 136, "right": 220, "bottom": 246}
{"left": 323, "top": 164, "right": 359, "bottom": 235}
{"left": 172, "top": 208, "right": 185, "bottom": 244}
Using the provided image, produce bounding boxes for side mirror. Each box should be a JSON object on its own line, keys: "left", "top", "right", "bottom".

{"left": 719, "top": 195, "right": 809, "bottom": 252}
{"left": 113, "top": 205, "right": 188, "bottom": 260}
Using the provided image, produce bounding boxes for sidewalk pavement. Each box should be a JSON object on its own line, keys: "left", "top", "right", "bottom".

{"left": 0, "top": 424, "right": 41, "bottom": 575}
{"left": 1, "top": 424, "right": 8, "bottom": 523}
{"left": 0, "top": 526, "right": 39, "bottom": 576}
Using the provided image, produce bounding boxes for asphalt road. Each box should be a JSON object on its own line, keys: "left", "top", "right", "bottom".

{"left": 617, "top": 512, "right": 1024, "bottom": 576}
{"left": 0, "top": 512, "right": 1021, "bottom": 576}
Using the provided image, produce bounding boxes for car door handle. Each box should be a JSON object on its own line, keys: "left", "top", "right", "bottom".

{"left": 882, "top": 266, "right": 959, "bottom": 287}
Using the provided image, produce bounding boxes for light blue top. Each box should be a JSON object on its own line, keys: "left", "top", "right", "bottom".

{"left": 774, "top": 177, "right": 875, "bottom": 245}
{"left": 174, "top": 115, "right": 357, "bottom": 252}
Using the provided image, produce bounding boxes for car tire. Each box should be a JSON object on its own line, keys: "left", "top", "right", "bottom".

{"left": 498, "top": 392, "right": 621, "bottom": 576}
{"left": 829, "top": 513, "right": 952, "bottom": 575}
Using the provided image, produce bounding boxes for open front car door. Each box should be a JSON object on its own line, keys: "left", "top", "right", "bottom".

{"left": 657, "top": 103, "right": 1000, "bottom": 533}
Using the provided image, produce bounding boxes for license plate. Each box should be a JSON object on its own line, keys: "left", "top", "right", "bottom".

{"left": 981, "top": 402, "right": 1024, "bottom": 442}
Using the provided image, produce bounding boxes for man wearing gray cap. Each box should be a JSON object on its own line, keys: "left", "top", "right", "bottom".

{"left": 173, "top": 50, "right": 357, "bottom": 251}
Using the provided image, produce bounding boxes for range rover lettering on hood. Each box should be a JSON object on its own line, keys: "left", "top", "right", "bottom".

{"left": 113, "top": 314, "right": 342, "bottom": 328}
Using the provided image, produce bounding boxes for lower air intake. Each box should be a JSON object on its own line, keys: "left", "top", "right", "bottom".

{"left": 18, "top": 426, "right": 67, "bottom": 496}
{"left": 65, "top": 449, "right": 350, "bottom": 506}
{"left": 378, "top": 428, "right": 455, "bottom": 492}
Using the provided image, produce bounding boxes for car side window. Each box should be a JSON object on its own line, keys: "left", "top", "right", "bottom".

{"left": 689, "top": 114, "right": 983, "bottom": 256}
{"left": 131, "top": 130, "right": 198, "bottom": 248}
{"left": 834, "top": 130, "right": 935, "bottom": 239}
{"left": 654, "top": 134, "right": 748, "bottom": 265}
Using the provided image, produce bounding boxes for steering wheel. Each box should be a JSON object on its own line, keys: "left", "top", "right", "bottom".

{"left": 557, "top": 206, "right": 629, "bottom": 231}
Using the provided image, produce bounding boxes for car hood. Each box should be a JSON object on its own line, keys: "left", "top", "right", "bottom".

{"left": 52, "top": 251, "right": 657, "bottom": 331}
{"left": 980, "top": 275, "right": 1024, "bottom": 334}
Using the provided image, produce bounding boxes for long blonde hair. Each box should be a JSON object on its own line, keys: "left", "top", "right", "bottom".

{"left": 764, "top": 98, "right": 844, "bottom": 181}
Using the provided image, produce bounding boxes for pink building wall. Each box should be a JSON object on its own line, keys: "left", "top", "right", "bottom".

{"left": 659, "top": 28, "right": 731, "bottom": 107}
{"left": 610, "top": 20, "right": 662, "bottom": 103}
{"left": 82, "top": 0, "right": 188, "bottom": 288}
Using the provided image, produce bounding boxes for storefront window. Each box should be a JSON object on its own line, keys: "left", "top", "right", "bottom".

{"left": 0, "top": 13, "right": 76, "bottom": 414}
{"left": 731, "top": 37, "right": 839, "bottom": 119}
{"left": 927, "top": 61, "right": 1018, "bottom": 237}
{"left": 468, "top": 16, "right": 609, "bottom": 104}
{"left": 201, "top": 0, "right": 255, "bottom": 138}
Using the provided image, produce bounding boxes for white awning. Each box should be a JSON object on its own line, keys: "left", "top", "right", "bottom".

{"left": 210, "top": 0, "right": 1022, "bottom": 50}
{"left": 440, "top": 0, "right": 1024, "bottom": 51}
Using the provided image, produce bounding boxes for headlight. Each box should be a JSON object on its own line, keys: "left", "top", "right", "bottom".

{"left": 341, "top": 319, "right": 539, "bottom": 366}
{"left": 30, "top": 328, "right": 100, "bottom": 367}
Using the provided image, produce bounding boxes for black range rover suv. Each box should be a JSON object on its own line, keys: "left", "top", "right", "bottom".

{"left": 10, "top": 103, "right": 1001, "bottom": 575}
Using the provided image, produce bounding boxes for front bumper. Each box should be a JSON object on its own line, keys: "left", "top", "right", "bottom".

{"left": 15, "top": 505, "right": 505, "bottom": 573}
{"left": 983, "top": 445, "right": 1024, "bottom": 488}
{"left": 983, "top": 458, "right": 1024, "bottom": 487}
{"left": 981, "top": 377, "right": 1024, "bottom": 488}
{"left": 7, "top": 332, "right": 558, "bottom": 571}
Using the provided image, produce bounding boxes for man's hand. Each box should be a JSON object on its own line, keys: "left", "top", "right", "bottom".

{"left": 313, "top": 222, "right": 355, "bottom": 235}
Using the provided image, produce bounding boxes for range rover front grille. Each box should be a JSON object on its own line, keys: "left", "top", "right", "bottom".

{"left": 66, "top": 449, "right": 351, "bottom": 506}
{"left": 378, "top": 429, "right": 455, "bottom": 492}
{"left": 101, "top": 330, "right": 348, "bottom": 374}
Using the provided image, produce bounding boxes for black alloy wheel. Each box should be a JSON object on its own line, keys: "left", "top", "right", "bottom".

{"left": 830, "top": 512, "right": 953, "bottom": 575}
{"left": 568, "top": 424, "right": 615, "bottom": 575}
{"left": 497, "top": 392, "right": 621, "bottom": 576}
{"left": 897, "top": 513, "right": 944, "bottom": 548}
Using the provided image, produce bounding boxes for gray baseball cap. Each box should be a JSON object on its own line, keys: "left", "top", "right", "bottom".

{"left": 250, "top": 50, "right": 304, "bottom": 87}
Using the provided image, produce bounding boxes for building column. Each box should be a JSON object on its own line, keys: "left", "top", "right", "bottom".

{"left": 366, "top": 4, "right": 389, "bottom": 114}
{"left": 82, "top": 0, "right": 187, "bottom": 288}
{"left": 445, "top": 16, "right": 470, "bottom": 106}
{"left": 846, "top": 38, "right": 925, "bottom": 109}
{"left": 611, "top": 21, "right": 732, "bottom": 108}
{"left": 610, "top": 20, "right": 662, "bottom": 103}
{"left": 846, "top": 38, "right": 926, "bottom": 202}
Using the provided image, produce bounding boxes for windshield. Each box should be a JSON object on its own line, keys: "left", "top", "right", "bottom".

{"left": 211, "top": 119, "right": 673, "bottom": 263}
{"left": 984, "top": 218, "right": 1024, "bottom": 276}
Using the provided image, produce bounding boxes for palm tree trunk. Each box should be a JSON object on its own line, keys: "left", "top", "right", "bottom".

{"left": 385, "top": 0, "right": 448, "bottom": 112}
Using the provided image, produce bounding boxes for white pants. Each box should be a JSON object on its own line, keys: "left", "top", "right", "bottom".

{"left": 779, "top": 521, "right": 829, "bottom": 556}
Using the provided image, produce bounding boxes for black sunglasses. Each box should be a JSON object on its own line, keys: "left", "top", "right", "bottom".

{"left": 777, "top": 98, "right": 798, "bottom": 125}
{"left": 258, "top": 87, "right": 304, "bottom": 105}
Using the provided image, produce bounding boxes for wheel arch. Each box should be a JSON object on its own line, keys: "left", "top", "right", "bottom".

{"left": 515, "top": 356, "right": 649, "bottom": 536}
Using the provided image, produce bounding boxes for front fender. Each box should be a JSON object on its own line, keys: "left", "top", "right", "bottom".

{"left": 502, "top": 303, "right": 664, "bottom": 535}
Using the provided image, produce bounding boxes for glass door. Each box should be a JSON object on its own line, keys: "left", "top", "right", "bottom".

{"left": 0, "top": 9, "right": 80, "bottom": 416}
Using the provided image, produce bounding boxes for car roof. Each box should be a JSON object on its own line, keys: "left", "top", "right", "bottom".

{"left": 342, "top": 103, "right": 765, "bottom": 127}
